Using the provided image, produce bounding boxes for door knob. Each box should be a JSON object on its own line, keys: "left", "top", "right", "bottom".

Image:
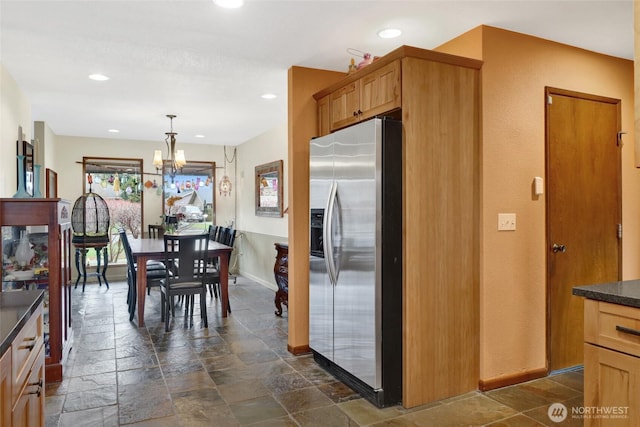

{"left": 552, "top": 243, "right": 566, "bottom": 253}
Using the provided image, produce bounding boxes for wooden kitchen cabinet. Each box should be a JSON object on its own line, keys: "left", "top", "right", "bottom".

{"left": 584, "top": 343, "right": 638, "bottom": 427}
{"left": 317, "top": 94, "right": 331, "bottom": 136}
{"left": 304, "top": 45, "right": 481, "bottom": 408}
{"left": 0, "top": 199, "right": 73, "bottom": 383}
{"left": 324, "top": 60, "right": 401, "bottom": 133}
{"left": 329, "top": 80, "right": 359, "bottom": 130}
{"left": 359, "top": 60, "right": 401, "bottom": 119}
{"left": 583, "top": 299, "right": 640, "bottom": 426}
{"left": 0, "top": 348, "right": 10, "bottom": 427}
{"left": 12, "top": 346, "right": 44, "bottom": 427}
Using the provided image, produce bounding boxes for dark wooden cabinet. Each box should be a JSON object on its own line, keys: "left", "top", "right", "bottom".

{"left": 274, "top": 242, "right": 288, "bottom": 316}
{"left": 0, "top": 199, "right": 73, "bottom": 383}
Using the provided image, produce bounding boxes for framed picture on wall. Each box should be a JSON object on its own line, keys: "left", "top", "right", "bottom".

{"left": 255, "top": 160, "right": 283, "bottom": 217}
{"left": 46, "top": 168, "right": 58, "bottom": 198}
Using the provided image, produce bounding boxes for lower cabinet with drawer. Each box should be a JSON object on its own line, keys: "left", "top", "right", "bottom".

{"left": 0, "top": 301, "right": 45, "bottom": 427}
{"left": 12, "top": 346, "right": 44, "bottom": 427}
{"left": 583, "top": 299, "right": 640, "bottom": 427}
{"left": 1, "top": 348, "right": 11, "bottom": 427}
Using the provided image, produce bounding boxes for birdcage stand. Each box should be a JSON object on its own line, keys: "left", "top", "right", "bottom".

{"left": 74, "top": 242, "right": 109, "bottom": 291}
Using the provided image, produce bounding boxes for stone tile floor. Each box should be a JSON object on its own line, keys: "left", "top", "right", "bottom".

{"left": 44, "top": 277, "right": 584, "bottom": 426}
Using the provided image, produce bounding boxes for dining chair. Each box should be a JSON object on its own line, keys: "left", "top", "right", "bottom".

{"left": 119, "top": 229, "right": 169, "bottom": 321}
{"left": 160, "top": 233, "right": 209, "bottom": 332}
{"left": 140, "top": 226, "right": 169, "bottom": 295}
{"left": 204, "top": 225, "right": 220, "bottom": 297}
{"left": 119, "top": 228, "right": 138, "bottom": 320}
{"left": 208, "top": 224, "right": 220, "bottom": 242}
{"left": 148, "top": 224, "right": 164, "bottom": 239}
{"left": 205, "top": 226, "right": 235, "bottom": 314}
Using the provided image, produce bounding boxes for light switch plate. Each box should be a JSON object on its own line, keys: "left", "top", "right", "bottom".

{"left": 498, "top": 213, "right": 516, "bottom": 231}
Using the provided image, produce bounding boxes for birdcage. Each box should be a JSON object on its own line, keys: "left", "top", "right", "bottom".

{"left": 71, "top": 191, "right": 110, "bottom": 245}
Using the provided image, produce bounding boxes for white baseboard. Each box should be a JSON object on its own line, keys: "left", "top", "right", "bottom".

{"left": 238, "top": 271, "right": 277, "bottom": 291}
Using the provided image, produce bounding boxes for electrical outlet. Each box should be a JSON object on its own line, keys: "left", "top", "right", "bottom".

{"left": 498, "top": 213, "right": 516, "bottom": 231}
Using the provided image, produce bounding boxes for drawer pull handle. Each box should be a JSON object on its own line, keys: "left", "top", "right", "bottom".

{"left": 615, "top": 325, "right": 640, "bottom": 337}
{"left": 27, "top": 379, "right": 43, "bottom": 397}
{"left": 28, "top": 379, "right": 43, "bottom": 388}
{"left": 27, "top": 387, "right": 42, "bottom": 398}
{"left": 20, "top": 336, "right": 38, "bottom": 351}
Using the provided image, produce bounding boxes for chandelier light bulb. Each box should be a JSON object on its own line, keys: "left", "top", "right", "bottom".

{"left": 154, "top": 114, "right": 186, "bottom": 181}
{"left": 153, "top": 150, "right": 163, "bottom": 169}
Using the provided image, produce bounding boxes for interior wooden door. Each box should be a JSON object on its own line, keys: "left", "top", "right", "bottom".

{"left": 546, "top": 88, "right": 621, "bottom": 372}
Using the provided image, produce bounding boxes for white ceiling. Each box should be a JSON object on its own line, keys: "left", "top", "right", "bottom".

{"left": 0, "top": 0, "right": 633, "bottom": 146}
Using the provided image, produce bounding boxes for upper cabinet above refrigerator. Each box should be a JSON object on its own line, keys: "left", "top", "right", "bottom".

{"left": 316, "top": 60, "right": 401, "bottom": 135}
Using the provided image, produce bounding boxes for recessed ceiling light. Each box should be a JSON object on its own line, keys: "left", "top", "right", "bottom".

{"left": 261, "top": 93, "right": 277, "bottom": 99}
{"left": 377, "top": 28, "right": 402, "bottom": 39}
{"left": 213, "top": 0, "right": 243, "bottom": 9}
{"left": 194, "top": 134, "right": 205, "bottom": 138}
{"left": 108, "top": 129, "right": 119, "bottom": 133}
{"left": 89, "top": 74, "right": 109, "bottom": 81}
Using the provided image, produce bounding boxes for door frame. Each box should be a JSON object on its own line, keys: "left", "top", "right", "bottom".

{"left": 544, "top": 86, "right": 622, "bottom": 372}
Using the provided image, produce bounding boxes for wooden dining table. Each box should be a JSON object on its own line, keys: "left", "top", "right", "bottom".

{"left": 128, "top": 237, "right": 234, "bottom": 327}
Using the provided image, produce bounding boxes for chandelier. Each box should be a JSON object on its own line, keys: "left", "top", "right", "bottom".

{"left": 219, "top": 146, "right": 236, "bottom": 196}
{"left": 153, "top": 114, "right": 186, "bottom": 181}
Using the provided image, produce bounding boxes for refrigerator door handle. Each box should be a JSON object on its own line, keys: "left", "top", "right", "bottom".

{"left": 325, "top": 181, "right": 338, "bottom": 286}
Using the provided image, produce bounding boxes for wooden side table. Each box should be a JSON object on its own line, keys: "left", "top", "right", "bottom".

{"left": 274, "top": 242, "right": 288, "bottom": 316}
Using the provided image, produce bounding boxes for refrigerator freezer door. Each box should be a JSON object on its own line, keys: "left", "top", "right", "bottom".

{"left": 331, "top": 119, "right": 381, "bottom": 389}
{"left": 309, "top": 135, "right": 335, "bottom": 361}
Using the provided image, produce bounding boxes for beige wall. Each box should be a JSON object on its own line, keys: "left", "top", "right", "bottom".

{"left": 233, "top": 123, "right": 288, "bottom": 286}
{"left": 235, "top": 123, "right": 288, "bottom": 237}
{"left": 0, "top": 64, "right": 32, "bottom": 198}
{"left": 635, "top": 0, "right": 640, "bottom": 166}
{"left": 437, "top": 26, "right": 638, "bottom": 383}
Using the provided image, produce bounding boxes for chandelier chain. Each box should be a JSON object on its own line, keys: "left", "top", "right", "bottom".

{"left": 224, "top": 146, "right": 237, "bottom": 164}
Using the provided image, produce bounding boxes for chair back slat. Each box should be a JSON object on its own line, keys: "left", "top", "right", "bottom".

{"left": 163, "top": 233, "right": 209, "bottom": 285}
{"left": 215, "top": 227, "right": 236, "bottom": 247}
{"left": 208, "top": 225, "right": 220, "bottom": 242}
{"left": 149, "top": 224, "right": 164, "bottom": 239}
{"left": 215, "top": 227, "right": 227, "bottom": 244}
{"left": 227, "top": 229, "right": 237, "bottom": 247}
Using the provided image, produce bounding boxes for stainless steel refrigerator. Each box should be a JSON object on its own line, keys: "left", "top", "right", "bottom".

{"left": 309, "top": 117, "right": 402, "bottom": 407}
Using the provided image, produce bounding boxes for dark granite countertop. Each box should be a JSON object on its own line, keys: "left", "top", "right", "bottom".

{"left": 573, "top": 280, "right": 640, "bottom": 309}
{"left": 0, "top": 290, "right": 45, "bottom": 357}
